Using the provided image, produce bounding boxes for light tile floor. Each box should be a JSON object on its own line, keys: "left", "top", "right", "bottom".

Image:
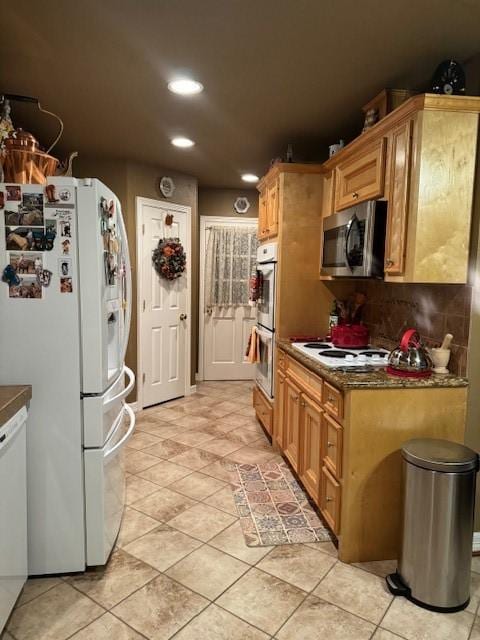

{"left": 4, "top": 380, "right": 480, "bottom": 640}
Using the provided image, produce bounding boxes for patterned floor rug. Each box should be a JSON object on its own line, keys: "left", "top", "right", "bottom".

{"left": 230, "top": 460, "right": 333, "bottom": 546}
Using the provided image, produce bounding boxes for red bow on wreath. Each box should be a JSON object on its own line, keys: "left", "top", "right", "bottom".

{"left": 152, "top": 238, "right": 187, "bottom": 280}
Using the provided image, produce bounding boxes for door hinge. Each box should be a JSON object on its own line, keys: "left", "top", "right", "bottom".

{"left": 142, "top": 223, "right": 145, "bottom": 235}
{"left": 143, "top": 299, "right": 146, "bottom": 311}
{"left": 142, "top": 372, "right": 146, "bottom": 383}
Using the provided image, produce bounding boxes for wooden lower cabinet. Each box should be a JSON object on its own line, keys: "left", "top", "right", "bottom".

{"left": 321, "top": 465, "right": 341, "bottom": 534}
{"left": 299, "top": 394, "right": 323, "bottom": 503}
{"left": 274, "top": 370, "right": 286, "bottom": 449}
{"left": 284, "top": 377, "right": 301, "bottom": 471}
{"left": 274, "top": 346, "right": 468, "bottom": 563}
{"left": 253, "top": 385, "right": 273, "bottom": 435}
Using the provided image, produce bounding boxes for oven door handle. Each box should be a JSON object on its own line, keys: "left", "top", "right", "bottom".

{"left": 344, "top": 213, "right": 357, "bottom": 272}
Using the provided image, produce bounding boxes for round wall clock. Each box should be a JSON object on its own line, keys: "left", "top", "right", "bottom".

{"left": 159, "top": 176, "right": 175, "bottom": 198}
{"left": 234, "top": 196, "right": 250, "bottom": 214}
{"left": 431, "top": 60, "right": 466, "bottom": 95}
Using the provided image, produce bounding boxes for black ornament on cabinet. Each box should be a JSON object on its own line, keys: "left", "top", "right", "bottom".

{"left": 431, "top": 60, "right": 466, "bottom": 96}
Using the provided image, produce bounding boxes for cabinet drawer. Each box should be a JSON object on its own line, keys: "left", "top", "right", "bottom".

{"left": 334, "top": 137, "right": 386, "bottom": 211}
{"left": 323, "top": 413, "right": 343, "bottom": 478}
{"left": 321, "top": 465, "right": 341, "bottom": 535}
{"left": 253, "top": 385, "right": 273, "bottom": 434}
{"left": 323, "top": 382, "right": 343, "bottom": 421}
{"left": 286, "top": 357, "right": 323, "bottom": 404}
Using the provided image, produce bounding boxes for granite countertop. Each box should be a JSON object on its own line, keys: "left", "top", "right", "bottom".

{"left": 0, "top": 386, "right": 32, "bottom": 427}
{"left": 277, "top": 339, "right": 469, "bottom": 391}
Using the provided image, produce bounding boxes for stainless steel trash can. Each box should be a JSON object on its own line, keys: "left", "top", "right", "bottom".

{"left": 387, "top": 438, "right": 478, "bottom": 612}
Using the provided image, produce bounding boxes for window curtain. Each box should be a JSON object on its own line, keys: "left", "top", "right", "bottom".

{"left": 205, "top": 225, "right": 258, "bottom": 307}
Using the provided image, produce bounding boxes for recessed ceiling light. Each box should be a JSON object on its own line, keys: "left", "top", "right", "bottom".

{"left": 171, "top": 136, "right": 195, "bottom": 148}
{"left": 241, "top": 173, "right": 259, "bottom": 183}
{"left": 168, "top": 78, "right": 204, "bottom": 95}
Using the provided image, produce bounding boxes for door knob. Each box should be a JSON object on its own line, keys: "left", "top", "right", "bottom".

{"left": 180, "top": 313, "right": 187, "bottom": 320}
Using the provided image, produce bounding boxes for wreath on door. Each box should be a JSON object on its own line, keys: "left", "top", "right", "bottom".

{"left": 152, "top": 237, "right": 187, "bottom": 280}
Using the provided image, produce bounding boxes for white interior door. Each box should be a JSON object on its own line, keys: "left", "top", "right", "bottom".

{"left": 200, "top": 217, "right": 257, "bottom": 381}
{"left": 138, "top": 199, "right": 190, "bottom": 408}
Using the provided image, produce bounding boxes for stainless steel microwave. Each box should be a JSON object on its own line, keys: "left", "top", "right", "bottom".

{"left": 321, "top": 200, "right": 387, "bottom": 277}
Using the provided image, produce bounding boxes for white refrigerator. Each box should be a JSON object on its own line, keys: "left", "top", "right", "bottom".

{"left": 0, "top": 177, "right": 135, "bottom": 575}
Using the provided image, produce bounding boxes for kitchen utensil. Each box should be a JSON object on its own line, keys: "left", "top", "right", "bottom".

{"left": 430, "top": 348, "right": 451, "bottom": 374}
{"left": 387, "top": 329, "right": 433, "bottom": 378}
{"left": 331, "top": 324, "right": 369, "bottom": 348}
{"left": 440, "top": 333, "right": 453, "bottom": 350}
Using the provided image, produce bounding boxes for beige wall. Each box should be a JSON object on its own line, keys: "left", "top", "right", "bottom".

{"left": 198, "top": 187, "right": 258, "bottom": 217}
{"left": 73, "top": 156, "right": 198, "bottom": 398}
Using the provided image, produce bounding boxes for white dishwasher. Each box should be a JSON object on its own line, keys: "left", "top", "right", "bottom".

{"left": 0, "top": 406, "right": 28, "bottom": 632}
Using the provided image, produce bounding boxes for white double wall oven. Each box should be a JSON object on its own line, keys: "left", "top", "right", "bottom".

{"left": 256, "top": 242, "right": 277, "bottom": 399}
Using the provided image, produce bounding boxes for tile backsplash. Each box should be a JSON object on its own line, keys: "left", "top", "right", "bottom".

{"left": 355, "top": 281, "right": 472, "bottom": 376}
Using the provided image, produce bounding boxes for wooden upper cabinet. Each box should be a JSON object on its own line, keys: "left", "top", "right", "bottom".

{"left": 257, "top": 188, "right": 269, "bottom": 240}
{"left": 321, "top": 171, "right": 335, "bottom": 218}
{"left": 300, "top": 394, "right": 323, "bottom": 503}
{"left": 334, "top": 137, "right": 387, "bottom": 211}
{"left": 266, "top": 180, "right": 279, "bottom": 237}
{"left": 284, "top": 377, "right": 301, "bottom": 472}
{"left": 257, "top": 178, "right": 279, "bottom": 240}
{"left": 384, "top": 119, "right": 413, "bottom": 275}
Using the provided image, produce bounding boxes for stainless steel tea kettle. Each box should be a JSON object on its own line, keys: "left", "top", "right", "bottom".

{"left": 387, "top": 329, "right": 433, "bottom": 378}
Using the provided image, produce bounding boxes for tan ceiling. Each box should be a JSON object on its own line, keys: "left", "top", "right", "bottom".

{"left": 2, "top": 0, "right": 480, "bottom": 187}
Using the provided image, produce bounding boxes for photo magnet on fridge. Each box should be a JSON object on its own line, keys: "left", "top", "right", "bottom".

{"left": 5, "top": 206, "right": 44, "bottom": 227}
{"left": 10, "top": 252, "right": 43, "bottom": 275}
{"left": 6, "top": 226, "right": 44, "bottom": 252}
{"left": 5, "top": 185, "right": 21, "bottom": 201}
{"left": 61, "top": 239, "right": 71, "bottom": 255}
{"left": 9, "top": 276, "right": 42, "bottom": 299}
{"left": 58, "top": 257, "right": 72, "bottom": 277}
{"left": 60, "top": 277, "right": 73, "bottom": 293}
{"left": 59, "top": 219, "right": 71, "bottom": 237}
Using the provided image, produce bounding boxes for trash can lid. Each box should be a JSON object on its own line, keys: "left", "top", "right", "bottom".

{"left": 402, "top": 438, "right": 479, "bottom": 473}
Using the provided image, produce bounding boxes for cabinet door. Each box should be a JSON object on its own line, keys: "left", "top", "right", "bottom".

{"left": 384, "top": 119, "right": 413, "bottom": 275}
{"left": 321, "top": 171, "right": 335, "bottom": 217}
{"left": 274, "top": 370, "right": 286, "bottom": 449}
{"left": 266, "top": 180, "right": 279, "bottom": 238}
{"left": 323, "top": 412, "right": 343, "bottom": 478}
{"left": 300, "top": 394, "right": 323, "bottom": 503}
{"left": 258, "top": 189, "right": 268, "bottom": 240}
{"left": 284, "top": 377, "right": 301, "bottom": 471}
{"left": 334, "top": 137, "right": 387, "bottom": 211}
{"left": 320, "top": 465, "right": 341, "bottom": 535}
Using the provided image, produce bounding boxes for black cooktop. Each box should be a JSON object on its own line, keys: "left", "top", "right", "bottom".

{"left": 319, "top": 350, "right": 357, "bottom": 359}
{"left": 303, "top": 343, "right": 331, "bottom": 349}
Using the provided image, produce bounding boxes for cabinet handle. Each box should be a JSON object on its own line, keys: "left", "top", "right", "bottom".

{"left": 385, "top": 259, "right": 394, "bottom": 268}
{"left": 301, "top": 401, "right": 306, "bottom": 407}
{"left": 327, "top": 441, "right": 334, "bottom": 448}
{"left": 279, "top": 379, "right": 284, "bottom": 384}
{"left": 326, "top": 496, "right": 334, "bottom": 502}
{"left": 293, "top": 396, "right": 299, "bottom": 402}
{"left": 327, "top": 395, "right": 335, "bottom": 403}
{"left": 352, "top": 192, "right": 359, "bottom": 199}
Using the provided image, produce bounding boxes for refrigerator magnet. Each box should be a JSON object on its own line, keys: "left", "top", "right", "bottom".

{"left": 37, "top": 269, "right": 52, "bottom": 287}
{"left": 58, "top": 257, "right": 72, "bottom": 277}
{"left": 60, "top": 277, "right": 73, "bottom": 293}
{"left": 45, "top": 184, "right": 59, "bottom": 204}
{"left": 59, "top": 220, "right": 72, "bottom": 237}
{"left": 0, "top": 192, "right": 4, "bottom": 209}
{"left": 61, "top": 239, "right": 71, "bottom": 255}
{"left": 6, "top": 185, "right": 21, "bottom": 201}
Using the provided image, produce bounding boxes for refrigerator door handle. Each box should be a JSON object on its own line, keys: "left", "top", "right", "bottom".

{"left": 103, "top": 366, "right": 135, "bottom": 411}
{"left": 118, "top": 209, "right": 132, "bottom": 366}
{"left": 104, "top": 403, "right": 135, "bottom": 462}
